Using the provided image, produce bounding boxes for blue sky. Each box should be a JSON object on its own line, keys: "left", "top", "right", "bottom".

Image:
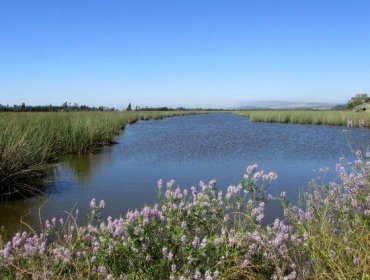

{"left": 1, "top": 0, "right": 369, "bottom": 108}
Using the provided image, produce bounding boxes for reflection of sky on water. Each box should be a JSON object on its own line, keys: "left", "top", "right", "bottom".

{"left": 1, "top": 114, "right": 369, "bottom": 238}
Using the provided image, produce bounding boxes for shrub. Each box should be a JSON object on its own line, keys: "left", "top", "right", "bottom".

{"left": 347, "top": 93, "right": 370, "bottom": 109}
{"left": 1, "top": 151, "right": 370, "bottom": 279}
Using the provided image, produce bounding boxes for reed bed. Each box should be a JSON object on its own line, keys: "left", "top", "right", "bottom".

{"left": 0, "top": 111, "right": 197, "bottom": 196}
{"left": 235, "top": 110, "right": 370, "bottom": 127}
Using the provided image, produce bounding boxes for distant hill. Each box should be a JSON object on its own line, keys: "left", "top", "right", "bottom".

{"left": 330, "top": 104, "right": 347, "bottom": 111}
{"left": 236, "top": 101, "right": 339, "bottom": 110}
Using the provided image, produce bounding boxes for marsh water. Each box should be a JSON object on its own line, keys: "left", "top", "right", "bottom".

{"left": 1, "top": 114, "right": 369, "bottom": 238}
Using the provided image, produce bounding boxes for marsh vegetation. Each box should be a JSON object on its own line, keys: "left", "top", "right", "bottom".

{"left": 0, "top": 113, "right": 369, "bottom": 279}
{"left": 235, "top": 110, "right": 370, "bottom": 128}
{"left": 0, "top": 111, "right": 198, "bottom": 197}
{"left": 1, "top": 154, "right": 369, "bottom": 279}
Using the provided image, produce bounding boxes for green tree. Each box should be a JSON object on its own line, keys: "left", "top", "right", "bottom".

{"left": 347, "top": 93, "right": 370, "bottom": 109}
{"left": 126, "top": 103, "right": 132, "bottom": 111}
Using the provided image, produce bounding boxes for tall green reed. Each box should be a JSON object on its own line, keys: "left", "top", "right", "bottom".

{"left": 0, "top": 111, "right": 198, "bottom": 196}
{"left": 235, "top": 110, "right": 370, "bottom": 127}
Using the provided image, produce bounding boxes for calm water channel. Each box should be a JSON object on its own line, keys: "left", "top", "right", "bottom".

{"left": 1, "top": 114, "right": 369, "bottom": 239}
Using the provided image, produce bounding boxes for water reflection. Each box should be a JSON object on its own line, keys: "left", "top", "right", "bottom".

{"left": 1, "top": 114, "right": 369, "bottom": 240}
{"left": 60, "top": 148, "right": 115, "bottom": 185}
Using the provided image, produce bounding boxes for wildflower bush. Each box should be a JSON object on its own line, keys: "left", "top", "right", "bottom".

{"left": 1, "top": 124, "right": 370, "bottom": 279}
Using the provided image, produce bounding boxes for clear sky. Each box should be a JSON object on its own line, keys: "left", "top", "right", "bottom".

{"left": 1, "top": 0, "right": 369, "bottom": 108}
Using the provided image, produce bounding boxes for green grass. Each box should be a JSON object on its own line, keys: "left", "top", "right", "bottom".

{"left": 235, "top": 110, "right": 370, "bottom": 127}
{"left": 0, "top": 111, "right": 199, "bottom": 196}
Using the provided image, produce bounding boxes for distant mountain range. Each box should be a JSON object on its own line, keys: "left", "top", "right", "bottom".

{"left": 235, "top": 101, "right": 340, "bottom": 110}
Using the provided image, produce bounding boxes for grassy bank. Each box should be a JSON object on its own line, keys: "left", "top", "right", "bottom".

{"left": 0, "top": 111, "right": 198, "bottom": 197}
{"left": 0, "top": 149, "right": 369, "bottom": 279}
{"left": 235, "top": 110, "right": 370, "bottom": 127}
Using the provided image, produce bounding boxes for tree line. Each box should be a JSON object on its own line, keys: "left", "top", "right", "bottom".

{"left": 0, "top": 102, "right": 224, "bottom": 112}
{"left": 0, "top": 102, "right": 118, "bottom": 112}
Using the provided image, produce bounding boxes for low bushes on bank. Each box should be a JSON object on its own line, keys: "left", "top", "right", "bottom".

{"left": 1, "top": 150, "right": 369, "bottom": 279}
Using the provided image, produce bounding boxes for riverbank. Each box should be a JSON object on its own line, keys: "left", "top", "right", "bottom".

{"left": 0, "top": 111, "right": 201, "bottom": 197}
{"left": 235, "top": 110, "right": 370, "bottom": 128}
{"left": 1, "top": 151, "right": 369, "bottom": 279}
{"left": 2, "top": 112, "right": 367, "bottom": 243}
